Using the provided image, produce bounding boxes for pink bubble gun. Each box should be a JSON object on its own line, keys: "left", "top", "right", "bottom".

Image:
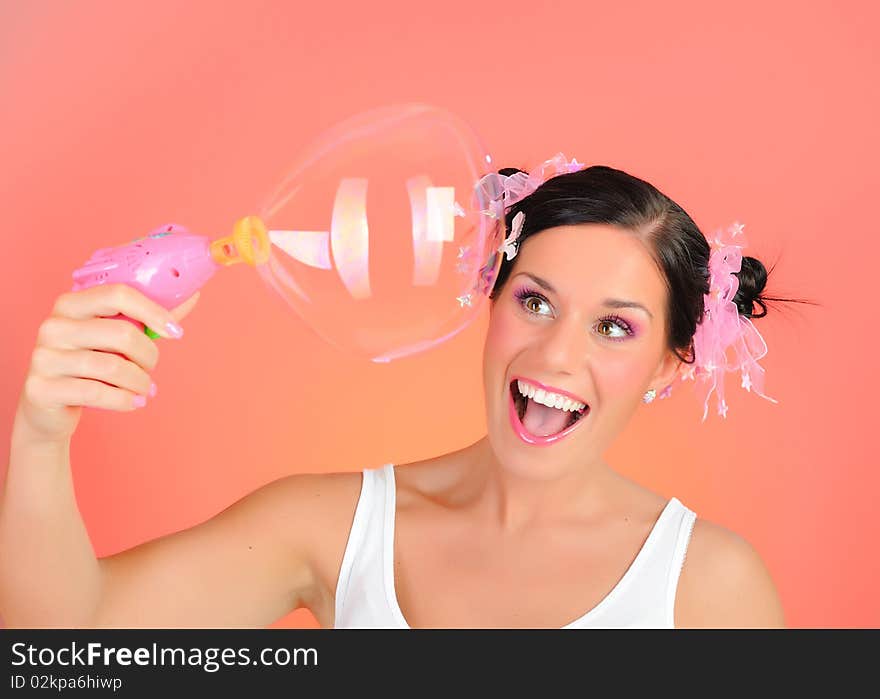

{"left": 71, "top": 216, "right": 270, "bottom": 338}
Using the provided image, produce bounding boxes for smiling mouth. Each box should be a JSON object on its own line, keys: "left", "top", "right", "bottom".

{"left": 509, "top": 380, "right": 588, "bottom": 432}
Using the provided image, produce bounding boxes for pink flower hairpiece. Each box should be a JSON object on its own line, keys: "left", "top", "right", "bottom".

{"left": 497, "top": 152, "right": 587, "bottom": 209}
{"left": 666, "top": 221, "right": 779, "bottom": 421}
{"left": 476, "top": 152, "right": 587, "bottom": 261}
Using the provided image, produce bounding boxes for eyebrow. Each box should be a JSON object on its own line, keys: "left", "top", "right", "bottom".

{"left": 515, "top": 272, "right": 654, "bottom": 320}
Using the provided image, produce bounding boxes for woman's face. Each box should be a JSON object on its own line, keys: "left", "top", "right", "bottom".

{"left": 482, "top": 223, "right": 681, "bottom": 478}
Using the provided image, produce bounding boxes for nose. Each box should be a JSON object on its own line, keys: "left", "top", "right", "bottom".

{"left": 534, "top": 312, "right": 589, "bottom": 374}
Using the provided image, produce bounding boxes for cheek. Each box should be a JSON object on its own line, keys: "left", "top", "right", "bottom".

{"left": 595, "top": 352, "right": 655, "bottom": 399}
{"left": 484, "top": 307, "right": 522, "bottom": 366}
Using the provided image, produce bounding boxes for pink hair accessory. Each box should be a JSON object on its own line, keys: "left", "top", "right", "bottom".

{"left": 670, "top": 221, "right": 779, "bottom": 421}
{"left": 498, "top": 152, "right": 587, "bottom": 208}
{"left": 476, "top": 152, "right": 587, "bottom": 259}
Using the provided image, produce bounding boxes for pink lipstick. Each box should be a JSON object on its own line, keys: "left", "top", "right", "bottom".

{"left": 507, "top": 379, "right": 590, "bottom": 446}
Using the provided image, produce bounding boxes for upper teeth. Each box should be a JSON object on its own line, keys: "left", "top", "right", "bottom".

{"left": 517, "top": 380, "right": 586, "bottom": 413}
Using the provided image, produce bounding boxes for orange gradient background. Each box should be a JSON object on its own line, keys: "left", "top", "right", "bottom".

{"left": 2, "top": 0, "right": 877, "bottom": 628}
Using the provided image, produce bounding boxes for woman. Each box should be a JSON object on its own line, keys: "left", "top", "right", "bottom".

{"left": 1, "top": 162, "right": 788, "bottom": 628}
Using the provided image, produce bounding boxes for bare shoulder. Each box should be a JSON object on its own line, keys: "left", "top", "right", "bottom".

{"left": 234, "top": 469, "right": 366, "bottom": 597}
{"left": 675, "top": 516, "right": 786, "bottom": 628}
{"left": 266, "top": 469, "right": 365, "bottom": 569}
{"left": 233, "top": 469, "right": 363, "bottom": 544}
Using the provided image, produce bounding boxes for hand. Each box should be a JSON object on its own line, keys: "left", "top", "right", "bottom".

{"left": 15, "top": 284, "right": 200, "bottom": 445}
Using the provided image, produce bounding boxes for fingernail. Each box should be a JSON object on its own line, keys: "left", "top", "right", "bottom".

{"left": 165, "top": 321, "right": 184, "bottom": 338}
{"left": 149, "top": 382, "right": 158, "bottom": 398}
{"left": 133, "top": 395, "right": 147, "bottom": 409}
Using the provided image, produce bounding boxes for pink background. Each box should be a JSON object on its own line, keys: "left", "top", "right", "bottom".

{"left": 2, "top": 0, "right": 877, "bottom": 627}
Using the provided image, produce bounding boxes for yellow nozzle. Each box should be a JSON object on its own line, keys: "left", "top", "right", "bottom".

{"left": 210, "top": 215, "right": 270, "bottom": 267}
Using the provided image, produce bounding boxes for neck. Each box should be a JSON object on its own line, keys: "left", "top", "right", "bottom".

{"left": 458, "top": 436, "right": 616, "bottom": 535}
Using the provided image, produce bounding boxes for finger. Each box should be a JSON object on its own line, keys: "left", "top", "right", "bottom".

{"left": 27, "top": 374, "right": 148, "bottom": 412}
{"left": 31, "top": 346, "right": 154, "bottom": 398}
{"left": 36, "top": 316, "right": 161, "bottom": 374}
{"left": 54, "top": 284, "right": 184, "bottom": 340}
{"left": 169, "top": 291, "right": 200, "bottom": 324}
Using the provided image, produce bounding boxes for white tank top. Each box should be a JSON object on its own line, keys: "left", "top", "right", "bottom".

{"left": 334, "top": 463, "right": 697, "bottom": 628}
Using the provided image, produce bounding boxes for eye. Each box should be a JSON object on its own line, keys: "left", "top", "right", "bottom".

{"left": 597, "top": 315, "right": 635, "bottom": 340}
{"left": 514, "top": 287, "right": 553, "bottom": 316}
{"left": 523, "top": 294, "right": 551, "bottom": 315}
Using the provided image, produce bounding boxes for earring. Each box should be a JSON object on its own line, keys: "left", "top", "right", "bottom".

{"left": 643, "top": 389, "right": 657, "bottom": 404}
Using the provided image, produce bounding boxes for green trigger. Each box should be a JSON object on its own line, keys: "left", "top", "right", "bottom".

{"left": 144, "top": 326, "right": 161, "bottom": 339}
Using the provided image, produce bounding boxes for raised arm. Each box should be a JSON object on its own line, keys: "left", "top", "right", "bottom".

{"left": 1, "top": 284, "right": 347, "bottom": 627}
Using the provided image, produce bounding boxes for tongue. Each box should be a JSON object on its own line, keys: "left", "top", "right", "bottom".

{"left": 522, "top": 399, "right": 571, "bottom": 437}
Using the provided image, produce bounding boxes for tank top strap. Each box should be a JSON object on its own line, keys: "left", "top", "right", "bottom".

{"left": 665, "top": 498, "right": 698, "bottom": 626}
{"left": 333, "top": 463, "right": 395, "bottom": 628}
{"left": 563, "top": 496, "right": 698, "bottom": 628}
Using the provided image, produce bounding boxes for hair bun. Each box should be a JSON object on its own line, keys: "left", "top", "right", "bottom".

{"left": 733, "top": 255, "right": 769, "bottom": 318}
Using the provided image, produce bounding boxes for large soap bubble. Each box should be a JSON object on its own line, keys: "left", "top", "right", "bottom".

{"left": 255, "top": 104, "right": 504, "bottom": 362}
